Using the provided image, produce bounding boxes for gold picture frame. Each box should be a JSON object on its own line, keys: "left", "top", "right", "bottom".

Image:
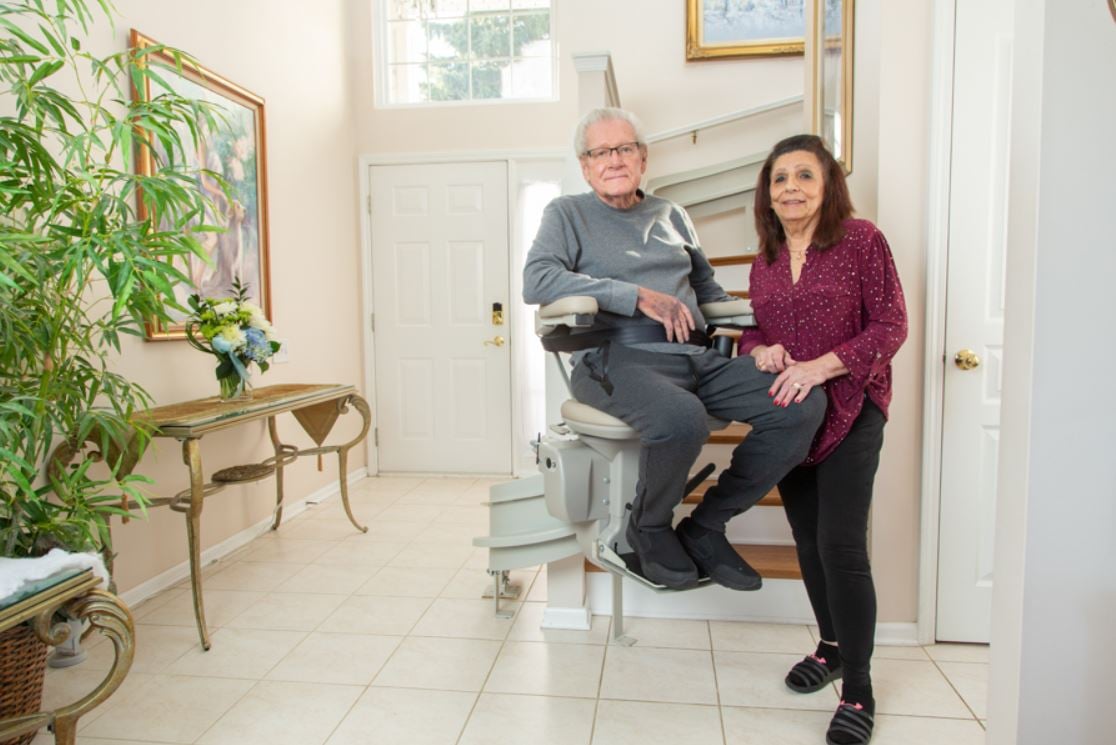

{"left": 810, "top": 0, "right": 855, "bottom": 173}
{"left": 686, "top": 0, "right": 806, "bottom": 60}
{"left": 131, "top": 30, "right": 273, "bottom": 340}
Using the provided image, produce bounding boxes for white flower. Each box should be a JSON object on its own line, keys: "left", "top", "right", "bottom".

{"left": 219, "top": 325, "right": 247, "bottom": 350}
{"left": 211, "top": 301, "right": 237, "bottom": 316}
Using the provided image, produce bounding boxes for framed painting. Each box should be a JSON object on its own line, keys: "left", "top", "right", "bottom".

{"left": 686, "top": 0, "right": 807, "bottom": 59}
{"left": 130, "top": 30, "right": 272, "bottom": 340}
{"left": 813, "top": 0, "right": 854, "bottom": 172}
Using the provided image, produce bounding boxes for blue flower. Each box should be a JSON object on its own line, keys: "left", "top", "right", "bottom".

{"left": 243, "top": 327, "right": 272, "bottom": 363}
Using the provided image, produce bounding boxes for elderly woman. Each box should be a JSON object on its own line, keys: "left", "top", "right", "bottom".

{"left": 738, "top": 134, "right": 907, "bottom": 745}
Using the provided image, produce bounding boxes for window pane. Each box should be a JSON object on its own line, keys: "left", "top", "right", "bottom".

{"left": 510, "top": 57, "right": 551, "bottom": 97}
{"left": 470, "top": 60, "right": 509, "bottom": 100}
{"left": 386, "top": 0, "right": 424, "bottom": 20}
{"left": 511, "top": 0, "right": 548, "bottom": 8}
{"left": 387, "top": 20, "right": 427, "bottom": 63}
{"left": 429, "top": 0, "right": 467, "bottom": 18}
{"left": 427, "top": 62, "right": 470, "bottom": 100}
{"left": 470, "top": 14, "right": 510, "bottom": 59}
{"left": 512, "top": 11, "right": 549, "bottom": 56}
{"left": 470, "top": 0, "right": 510, "bottom": 11}
{"left": 389, "top": 64, "right": 429, "bottom": 103}
{"left": 428, "top": 19, "right": 467, "bottom": 59}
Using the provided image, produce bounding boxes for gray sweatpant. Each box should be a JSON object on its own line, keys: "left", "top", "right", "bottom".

{"left": 570, "top": 344, "right": 826, "bottom": 532}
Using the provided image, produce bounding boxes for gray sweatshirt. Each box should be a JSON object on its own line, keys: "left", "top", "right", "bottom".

{"left": 522, "top": 191, "right": 732, "bottom": 354}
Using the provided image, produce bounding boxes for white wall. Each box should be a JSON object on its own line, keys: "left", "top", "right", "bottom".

{"left": 990, "top": 1, "right": 1116, "bottom": 743}
{"left": 89, "top": 0, "right": 364, "bottom": 593}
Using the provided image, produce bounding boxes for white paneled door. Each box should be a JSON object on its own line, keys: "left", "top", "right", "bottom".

{"left": 370, "top": 162, "right": 512, "bottom": 474}
{"left": 936, "top": 0, "right": 1013, "bottom": 642}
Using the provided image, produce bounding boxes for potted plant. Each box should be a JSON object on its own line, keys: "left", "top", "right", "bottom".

{"left": 0, "top": 0, "right": 225, "bottom": 733}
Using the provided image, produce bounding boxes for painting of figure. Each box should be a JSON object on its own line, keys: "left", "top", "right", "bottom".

{"left": 131, "top": 30, "right": 272, "bottom": 339}
{"left": 687, "top": 0, "right": 843, "bottom": 59}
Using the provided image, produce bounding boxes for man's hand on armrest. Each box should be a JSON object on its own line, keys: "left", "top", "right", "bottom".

{"left": 637, "top": 287, "right": 695, "bottom": 343}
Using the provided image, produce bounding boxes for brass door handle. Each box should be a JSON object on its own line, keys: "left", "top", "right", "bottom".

{"left": 483, "top": 336, "right": 506, "bottom": 348}
{"left": 954, "top": 349, "right": 981, "bottom": 370}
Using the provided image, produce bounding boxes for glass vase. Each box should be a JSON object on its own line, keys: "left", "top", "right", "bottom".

{"left": 217, "top": 374, "right": 250, "bottom": 401}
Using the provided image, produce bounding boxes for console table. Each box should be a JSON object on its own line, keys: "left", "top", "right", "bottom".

{"left": 0, "top": 570, "right": 134, "bottom": 745}
{"left": 141, "top": 384, "right": 371, "bottom": 650}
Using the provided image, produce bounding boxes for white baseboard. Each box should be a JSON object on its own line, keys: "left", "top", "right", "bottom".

{"left": 874, "top": 622, "right": 920, "bottom": 646}
{"left": 541, "top": 605, "right": 592, "bottom": 630}
{"left": 118, "top": 467, "right": 368, "bottom": 609}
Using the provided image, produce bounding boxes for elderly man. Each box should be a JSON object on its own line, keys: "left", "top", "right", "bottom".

{"left": 523, "top": 108, "right": 825, "bottom": 591}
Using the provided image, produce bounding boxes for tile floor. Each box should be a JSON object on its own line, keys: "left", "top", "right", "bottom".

{"left": 33, "top": 476, "right": 990, "bottom": 745}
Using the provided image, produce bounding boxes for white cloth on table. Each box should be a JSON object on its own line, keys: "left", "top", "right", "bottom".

{"left": 0, "top": 548, "right": 108, "bottom": 604}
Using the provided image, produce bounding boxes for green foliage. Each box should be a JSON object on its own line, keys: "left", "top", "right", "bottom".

{"left": 0, "top": 0, "right": 225, "bottom": 557}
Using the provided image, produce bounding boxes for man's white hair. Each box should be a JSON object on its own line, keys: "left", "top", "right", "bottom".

{"left": 573, "top": 107, "right": 647, "bottom": 156}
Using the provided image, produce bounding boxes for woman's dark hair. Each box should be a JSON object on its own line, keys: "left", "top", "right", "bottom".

{"left": 753, "top": 134, "right": 854, "bottom": 264}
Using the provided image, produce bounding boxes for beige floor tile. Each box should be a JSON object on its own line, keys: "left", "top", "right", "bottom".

{"left": 396, "top": 489, "right": 464, "bottom": 506}
{"left": 527, "top": 569, "right": 548, "bottom": 602}
{"left": 433, "top": 505, "right": 490, "bottom": 528}
{"left": 387, "top": 542, "right": 476, "bottom": 570}
{"left": 41, "top": 669, "right": 156, "bottom": 728}
{"left": 136, "top": 589, "right": 265, "bottom": 628}
{"left": 266, "top": 631, "right": 401, "bottom": 685}
{"left": 600, "top": 646, "right": 717, "bottom": 705}
{"left": 874, "top": 644, "right": 931, "bottom": 661}
{"left": 81, "top": 624, "right": 198, "bottom": 674}
{"left": 313, "top": 538, "right": 408, "bottom": 566}
{"left": 507, "top": 603, "right": 611, "bottom": 645}
{"left": 458, "top": 693, "right": 596, "bottom": 745}
{"left": 872, "top": 714, "right": 987, "bottom": 744}
{"left": 465, "top": 548, "right": 495, "bottom": 569}
{"left": 722, "top": 706, "right": 832, "bottom": 745}
{"left": 203, "top": 561, "right": 302, "bottom": 591}
{"left": 240, "top": 538, "right": 334, "bottom": 563}
{"left": 325, "top": 687, "right": 476, "bottom": 745}
{"left": 410, "top": 477, "right": 479, "bottom": 495}
{"left": 593, "top": 699, "right": 724, "bottom": 745}
{"left": 484, "top": 641, "right": 605, "bottom": 698}
{"left": 81, "top": 674, "right": 254, "bottom": 742}
{"left": 439, "top": 567, "right": 538, "bottom": 600}
{"left": 709, "top": 621, "right": 815, "bottom": 654}
{"left": 33, "top": 736, "right": 169, "bottom": 745}
{"left": 925, "top": 642, "right": 990, "bottom": 663}
{"left": 196, "top": 680, "right": 362, "bottom": 745}
{"left": 166, "top": 627, "right": 306, "bottom": 679}
{"left": 225, "top": 592, "right": 346, "bottom": 631}
{"left": 376, "top": 504, "right": 447, "bottom": 523}
{"left": 273, "top": 563, "right": 378, "bottom": 594}
{"left": 412, "top": 522, "right": 489, "bottom": 545}
{"left": 872, "top": 658, "right": 972, "bottom": 718}
{"left": 355, "top": 565, "right": 456, "bottom": 597}
{"left": 410, "top": 597, "right": 519, "bottom": 641}
{"left": 356, "top": 475, "right": 425, "bottom": 493}
{"left": 936, "top": 661, "right": 988, "bottom": 719}
{"left": 319, "top": 594, "right": 432, "bottom": 635}
{"left": 362, "top": 521, "right": 428, "bottom": 541}
{"left": 277, "top": 517, "right": 368, "bottom": 541}
{"left": 372, "top": 636, "right": 501, "bottom": 691}
{"left": 714, "top": 651, "right": 838, "bottom": 711}
{"left": 611, "top": 617, "right": 710, "bottom": 650}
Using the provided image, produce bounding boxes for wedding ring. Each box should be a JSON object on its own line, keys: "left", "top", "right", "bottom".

{"left": 792, "top": 383, "right": 804, "bottom": 390}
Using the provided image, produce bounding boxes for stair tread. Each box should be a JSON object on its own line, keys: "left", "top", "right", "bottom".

{"left": 683, "top": 482, "right": 781, "bottom": 507}
{"left": 585, "top": 543, "right": 801, "bottom": 580}
{"left": 708, "top": 422, "right": 751, "bottom": 444}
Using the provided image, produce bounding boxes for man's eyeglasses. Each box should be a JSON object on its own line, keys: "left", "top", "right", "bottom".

{"left": 582, "top": 142, "right": 642, "bottom": 162}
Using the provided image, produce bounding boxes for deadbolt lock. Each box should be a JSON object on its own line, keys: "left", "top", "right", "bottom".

{"left": 492, "top": 301, "right": 504, "bottom": 326}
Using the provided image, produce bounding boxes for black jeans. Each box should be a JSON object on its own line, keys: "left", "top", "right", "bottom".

{"left": 779, "top": 398, "right": 886, "bottom": 693}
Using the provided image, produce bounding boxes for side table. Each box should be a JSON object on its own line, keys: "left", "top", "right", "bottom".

{"left": 141, "top": 383, "right": 372, "bottom": 649}
{"left": 0, "top": 570, "right": 134, "bottom": 745}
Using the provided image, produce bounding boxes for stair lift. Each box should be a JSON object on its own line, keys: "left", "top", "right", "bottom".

{"left": 474, "top": 296, "right": 755, "bottom": 643}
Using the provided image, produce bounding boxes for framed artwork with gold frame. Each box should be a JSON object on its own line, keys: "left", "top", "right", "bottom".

{"left": 810, "top": 0, "right": 854, "bottom": 173}
{"left": 130, "top": 29, "right": 272, "bottom": 340}
{"left": 686, "top": 0, "right": 807, "bottom": 60}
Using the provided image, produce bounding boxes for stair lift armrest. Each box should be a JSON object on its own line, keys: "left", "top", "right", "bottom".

{"left": 535, "top": 296, "right": 599, "bottom": 336}
{"left": 700, "top": 298, "right": 755, "bottom": 328}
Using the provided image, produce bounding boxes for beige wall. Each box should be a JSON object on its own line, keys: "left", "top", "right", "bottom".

{"left": 89, "top": 0, "right": 365, "bottom": 593}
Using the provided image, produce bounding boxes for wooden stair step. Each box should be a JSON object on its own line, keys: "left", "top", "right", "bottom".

{"left": 707, "top": 422, "right": 751, "bottom": 444}
{"left": 683, "top": 482, "right": 781, "bottom": 507}
{"left": 585, "top": 543, "right": 801, "bottom": 581}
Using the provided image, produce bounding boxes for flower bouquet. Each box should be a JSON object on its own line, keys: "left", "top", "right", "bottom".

{"left": 185, "top": 279, "right": 280, "bottom": 400}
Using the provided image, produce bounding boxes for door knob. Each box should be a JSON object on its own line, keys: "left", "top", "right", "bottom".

{"left": 954, "top": 349, "right": 981, "bottom": 370}
{"left": 483, "top": 336, "right": 506, "bottom": 348}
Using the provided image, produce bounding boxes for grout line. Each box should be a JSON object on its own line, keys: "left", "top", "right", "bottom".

{"left": 926, "top": 656, "right": 984, "bottom": 722}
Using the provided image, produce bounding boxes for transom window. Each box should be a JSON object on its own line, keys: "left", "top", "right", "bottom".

{"left": 378, "top": 0, "right": 555, "bottom": 106}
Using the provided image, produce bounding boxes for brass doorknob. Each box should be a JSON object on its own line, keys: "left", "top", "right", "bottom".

{"left": 483, "top": 336, "right": 506, "bottom": 347}
{"left": 954, "top": 349, "right": 981, "bottom": 370}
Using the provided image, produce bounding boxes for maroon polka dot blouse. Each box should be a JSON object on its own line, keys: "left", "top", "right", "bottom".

{"left": 738, "top": 218, "right": 909, "bottom": 464}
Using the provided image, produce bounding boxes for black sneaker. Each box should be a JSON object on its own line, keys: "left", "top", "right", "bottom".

{"left": 625, "top": 521, "right": 700, "bottom": 589}
{"left": 676, "top": 517, "right": 762, "bottom": 591}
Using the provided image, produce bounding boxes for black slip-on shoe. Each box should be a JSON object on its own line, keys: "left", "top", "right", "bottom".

{"left": 676, "top": 517, "right": 762, "bottom": 591}
{"left": 625, "top": 521, "right": 700, "bottom": 589}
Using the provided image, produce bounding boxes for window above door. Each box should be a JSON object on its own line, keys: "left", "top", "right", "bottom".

{"left": 376, "top": 0, "right": 556, "bottom": 107}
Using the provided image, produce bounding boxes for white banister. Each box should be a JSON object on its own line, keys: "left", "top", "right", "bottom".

{"left": 645, "top": 95, "right": 804, "bottom": 145}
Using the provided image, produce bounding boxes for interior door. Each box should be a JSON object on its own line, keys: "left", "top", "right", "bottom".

{"left": 370, "top": 161, "right": 512, "bottom": 474}
{"left": 936, "top": 0, "right": 1013, "bottom": 642}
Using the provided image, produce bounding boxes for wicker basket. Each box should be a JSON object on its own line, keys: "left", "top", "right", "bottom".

{"left": 0, "top": 623, "right": 48, "bottom": 745}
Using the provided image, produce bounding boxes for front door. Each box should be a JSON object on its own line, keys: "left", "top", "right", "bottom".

{"left": 369, "top": 161, "right": 512, "bottom": 474}
{"left": 935, "top": 0, "right": 1013, "bottom": 642}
